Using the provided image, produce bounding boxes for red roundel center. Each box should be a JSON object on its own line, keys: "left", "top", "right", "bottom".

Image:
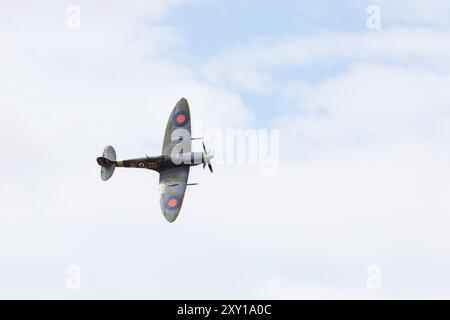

{"left": 176, "top": 114, "right": 186, "bottom": 124}
{"left": 168, "top": 198, "right": 178, "bottom": 208}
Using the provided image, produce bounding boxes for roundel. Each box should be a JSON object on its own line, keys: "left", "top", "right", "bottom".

{"left": 165, "top": 196, "right": 180, "bottom": 210}
{"left": 137, "top": 162, "right": 146, "bottom": 168}
{"left": 173, "top": 111, "right": 189, "bottom": 127}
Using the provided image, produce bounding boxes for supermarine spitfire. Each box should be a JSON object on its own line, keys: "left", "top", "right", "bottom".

{"left": 96, "top": 98, "right": 213, "bottom": 222}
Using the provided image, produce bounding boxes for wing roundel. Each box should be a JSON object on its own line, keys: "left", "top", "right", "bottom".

{"left": 159, "top": 167, "right": 189, "bottom": 222}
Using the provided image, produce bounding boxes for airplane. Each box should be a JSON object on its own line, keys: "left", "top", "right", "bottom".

{"left": 96, "top": 98, "right": 213, "bottom": 223}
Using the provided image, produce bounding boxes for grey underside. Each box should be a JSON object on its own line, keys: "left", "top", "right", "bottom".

{"left": 159, "top": 98, "right": 192, "bottom": 222}
{"left": 101, "top": 145, "right": 116, "bottom": 181}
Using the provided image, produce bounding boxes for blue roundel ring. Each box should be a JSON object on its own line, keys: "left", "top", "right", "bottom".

{"left": 165, "top": 196, "right": 180, "bottom": 210}
{"left": 173, "top": 111, "right": 189, "bottom": 127}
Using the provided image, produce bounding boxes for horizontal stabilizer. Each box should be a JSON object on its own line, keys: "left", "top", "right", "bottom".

{"left": 98, "top": 145, "right": 116, "bottom": 181}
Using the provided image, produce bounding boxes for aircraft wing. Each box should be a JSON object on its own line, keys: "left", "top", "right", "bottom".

{"left": 159, "top": 166, "right": 190, "bottom": 222}
{"left": 162, "top": 98, "right": 191, "bottom": 157}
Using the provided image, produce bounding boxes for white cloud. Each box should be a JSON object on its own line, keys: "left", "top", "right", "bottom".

{"left": 199, "top": 27, "right": 450, "bottom": 158}
{"left": 0, "top": 1, "right": 252, "bottom": 160}
{"left": 3, "top": 143, "right": 450, "bottom": 298}
{"left": 199, "top": 28, "right": 450, "bottom": 93}
{"left": 278, "top": 64, "right": 450, "bottom": 157}
{"left": 192, "top": 22, "right": 450, "bottom": 299}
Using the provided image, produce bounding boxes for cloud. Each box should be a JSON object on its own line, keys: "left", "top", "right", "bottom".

{"left": 3, "top": 143, "right": 449, "bottom": 299}
{"left": 277, "top": 64, "right": 450, "bottom": 157}
{"left": 198, "top": 27, "right": 450, "bottom": 158}
{"left": 200, "top": 28, "right": 450, "bottom": 93}
{"left": 0, "top": 1, "right": 252, "bottom": 161}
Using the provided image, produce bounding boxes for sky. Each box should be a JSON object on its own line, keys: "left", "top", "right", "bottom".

{"left": 1, "top": 0, "right": 450, "bottom": 299}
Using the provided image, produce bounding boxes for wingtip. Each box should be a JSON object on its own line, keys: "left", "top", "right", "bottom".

{"left": 160, "top": 202, "right": 180, "bottom": 223}
{"left": 163, "top": 212, "right": 179, "bottom": 223}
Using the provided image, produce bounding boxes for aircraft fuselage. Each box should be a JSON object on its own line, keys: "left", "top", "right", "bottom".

{"left": 97, "top": 152, "right": 206, "bottom": 173}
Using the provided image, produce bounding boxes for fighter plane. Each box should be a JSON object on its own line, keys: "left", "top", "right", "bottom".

{"left": 96, "top": 98, "right": 213, "bottom": 222}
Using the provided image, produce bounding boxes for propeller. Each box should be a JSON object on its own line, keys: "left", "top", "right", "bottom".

{"left": 202, "top": 141, "right": 214, "bottom": 173}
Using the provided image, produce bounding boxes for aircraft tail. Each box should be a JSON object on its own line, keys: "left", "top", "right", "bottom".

{"left": 97, "top": 145, "right": 116, "bottom": 181}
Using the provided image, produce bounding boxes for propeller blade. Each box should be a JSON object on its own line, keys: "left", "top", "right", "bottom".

{"left": 202, "top": 141, "right": 213, "bottom": 173}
